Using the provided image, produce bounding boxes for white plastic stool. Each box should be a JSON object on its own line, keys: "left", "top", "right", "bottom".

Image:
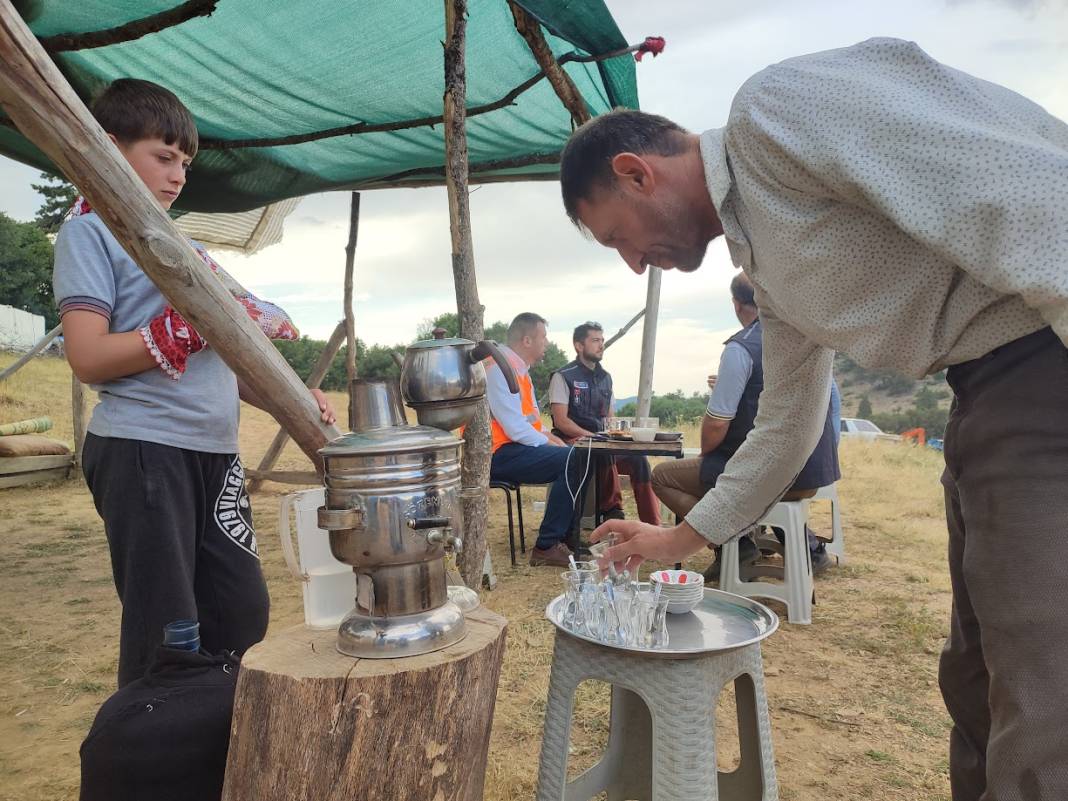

{"left": 812, "top": 484, "right": 845, "bottom": 564}
{"left": 535, "top": 631, "right": 778, "bottom": 801}
{"left": 720, "top": 500, "right": 813, "bottom": 625}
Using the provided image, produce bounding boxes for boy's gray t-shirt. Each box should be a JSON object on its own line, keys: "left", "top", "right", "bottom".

{"left": 52, "top": 212, "right": 239, "bottom": 453}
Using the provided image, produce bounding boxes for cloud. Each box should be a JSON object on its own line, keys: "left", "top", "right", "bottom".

{"left": 3, "top": 0, "right": 1067, "bottom": 396}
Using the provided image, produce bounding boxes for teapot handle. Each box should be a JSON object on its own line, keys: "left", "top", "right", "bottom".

{"left": 469, "top": 339, "right": 519, "bottom": 394}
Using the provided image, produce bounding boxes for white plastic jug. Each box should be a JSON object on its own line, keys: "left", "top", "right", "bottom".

{"left": 278, "top": 488, "right": 357, "bottom": 629}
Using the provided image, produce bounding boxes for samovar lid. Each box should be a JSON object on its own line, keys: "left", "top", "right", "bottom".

{"left": 319, "top": 424, "right": 461, "bottom": 457}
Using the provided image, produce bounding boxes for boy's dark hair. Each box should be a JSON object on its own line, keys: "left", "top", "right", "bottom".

{"left": 573, "top": 321, "right": 603, "bottom": 345}
{"left": 91, "top": 78, "right": 199, "bottom": 158}
{"left": 507, "top": 312, "right": 547, "bottom": 345}
{"left": 560, "top": 108, "right": 689, "bottom": 227}
{"left": 730, "top": 273, "right": 757, "bottom": 308}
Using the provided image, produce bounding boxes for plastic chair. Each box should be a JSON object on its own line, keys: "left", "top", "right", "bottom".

{"left": 812, "top": 483, "right": 845, "bottom": 564}
{"left": 489, "top": 480, "right": 527, "bottom": 566}
{"left": 720, "top": 500, "right": 814, "bottom": 625}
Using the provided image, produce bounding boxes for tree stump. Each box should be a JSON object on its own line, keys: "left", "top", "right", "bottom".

{"left": 222, "top": 606, "right": 507, "bottom": 801}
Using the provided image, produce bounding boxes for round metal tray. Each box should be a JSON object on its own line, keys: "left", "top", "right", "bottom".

{"left": 545, "top": 588, "right": 779, "bottom": 658}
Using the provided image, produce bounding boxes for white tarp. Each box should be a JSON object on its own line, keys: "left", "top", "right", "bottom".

{"left": 0, "top": 304, "right": 45, "bottom": 352}
{"left": 174, "top": 198, "right": 301, "bottom": 254}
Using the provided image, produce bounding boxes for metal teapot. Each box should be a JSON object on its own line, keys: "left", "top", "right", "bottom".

{"left": 399, "top": 328, "right": 519, "bottom": 430}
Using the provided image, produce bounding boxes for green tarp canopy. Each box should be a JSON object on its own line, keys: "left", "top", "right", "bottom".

{"left": 0, "top": 0, "right": 639, "bottom": 213}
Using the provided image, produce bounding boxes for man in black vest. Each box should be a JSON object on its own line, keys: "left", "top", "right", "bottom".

{"left": 549, "top": 322, "right": 661, "bottom": 525}
{"left": 652, "top": 274, "right": 840, "bottom": 578}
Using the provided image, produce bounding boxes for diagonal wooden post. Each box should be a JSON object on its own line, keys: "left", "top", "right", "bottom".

{"left": 343, "top": 192, "right": 360, "bottom": 430}
{"left": 247, "top": 319, "right": 346, "bottom": 493}
{"left": 444, "top": 0, "right": 492, "bottom": 589}
{"left": 0, "top": 323, "right": 62, "bottom": 381}
{"left": 509, "top": 2, "right": 591, "bottom": 127}
{"left": 0, "top": 1, "right": 339, "bottom": 467}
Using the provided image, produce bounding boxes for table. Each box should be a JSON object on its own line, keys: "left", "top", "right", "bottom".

{"left": 536, "top": 591, "right": 779, "bottom": 800}
{"left": 568, "top": 437, "right": 685, "bottom": 541}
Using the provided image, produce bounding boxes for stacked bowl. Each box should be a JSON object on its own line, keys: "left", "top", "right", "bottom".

{"left": 650, "top": 569, "right": 705, "bottom": 614}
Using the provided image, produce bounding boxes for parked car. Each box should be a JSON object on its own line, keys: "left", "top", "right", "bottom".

{"left": 840, "top": 418, "right": 901, "bottom": 443}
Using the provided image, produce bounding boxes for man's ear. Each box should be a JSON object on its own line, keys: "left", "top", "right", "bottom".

{"left": 610, "top": 152, "right": 656, "bottom": 196}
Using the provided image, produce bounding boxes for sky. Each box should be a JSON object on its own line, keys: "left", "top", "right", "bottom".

{"left": 1, "top": 0, "right": 1066, "bottom": 397}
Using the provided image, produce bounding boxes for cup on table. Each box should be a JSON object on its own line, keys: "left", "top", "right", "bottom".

{"left": 561, "top": 565, "right": 600, "bottom": 631}
{"left": 632, "top": 585, "right": 670, "bottom": 648}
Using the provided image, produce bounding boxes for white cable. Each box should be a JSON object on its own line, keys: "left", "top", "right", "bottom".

{"left": 565, "top": 436, "right": 595, "bottom": 510}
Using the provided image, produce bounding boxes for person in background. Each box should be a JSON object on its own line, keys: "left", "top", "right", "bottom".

{"left": 486, "top": 313, "right": 590, "bottom": 567}
{"left": 560, "top": 38, "right": 1068, "bottom": 800}
{"left": 549, "top": 321, "right": 661, "bottom": 526}
{"left": 652, "top": 274, "right": 839, "bottom": 578}
{"left": 829, "top": 380, "right": 842, "bottom": 444}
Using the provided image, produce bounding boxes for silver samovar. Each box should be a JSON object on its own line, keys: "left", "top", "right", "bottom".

{"left": 316, "top": 332, "right": 517, "bottom": 658}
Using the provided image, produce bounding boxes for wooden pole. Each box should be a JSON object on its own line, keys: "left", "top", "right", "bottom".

{"left": 71, "top": 374, "right": 85, "bottom": 468}
{"left": 636, "top": 268, "right": 662, "bottom": 419}
{"left": 243, "top": 468, "right": 319, "bottom": 486}
{"left": 444, "top": 0, "right": 491, "bottom": 588}
{"left": 603, "top": 308, "right": 646, "bottom": 350}
{"left": 222, "top": 608, "right": 508, "bottom": 801}
{"left": 247, "top": 319, "right": 346, "bottom": 493}
{"left": 0, "top": 322, "right": 62, "bottom": 382}
{"left": 0, "top": 3, "right": 339, "bottom": 468}
{"left": 343, "top": 192, "right": 360, "bottom": 432}
{"left": 508, "top": 2, "right": 591, "bottom": 127}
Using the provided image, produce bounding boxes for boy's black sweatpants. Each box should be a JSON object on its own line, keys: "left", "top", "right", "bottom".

{"left": 82, "top": 433, "right": 270, "bottom": 687}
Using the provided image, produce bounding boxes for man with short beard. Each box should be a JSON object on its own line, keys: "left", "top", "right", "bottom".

{"left": 549, "top": 321, "right": 661, "bottom": 526}
{"left": 560, "top": 37, "right": 1068, "bottom": 801}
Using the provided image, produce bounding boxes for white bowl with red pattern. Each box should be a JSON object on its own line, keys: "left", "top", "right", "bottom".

{"left": 650, "top": 569, "right": 704, "bottom": 613}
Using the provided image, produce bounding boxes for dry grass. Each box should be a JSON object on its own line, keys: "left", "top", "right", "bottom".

{"left": 0, "top": 351, "right": 953, "bottom": 800}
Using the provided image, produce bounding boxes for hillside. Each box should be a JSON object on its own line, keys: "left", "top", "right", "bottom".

{"left": 834, "top": 353, "right": 951, "bottom": 418}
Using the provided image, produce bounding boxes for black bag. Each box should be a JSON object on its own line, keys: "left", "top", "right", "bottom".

{"left": 79, "top": 647, "right": 239, "bottom": 801}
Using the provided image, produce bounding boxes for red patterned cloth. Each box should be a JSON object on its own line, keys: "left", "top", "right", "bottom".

{"left": 140, "top": 306, "right": 207, "bottom": 380}
{"left": 69, "top": 198, "right": 301, "bottom": 346}
{"left": 635, "top": 36, "right": 666, "bottom": 62}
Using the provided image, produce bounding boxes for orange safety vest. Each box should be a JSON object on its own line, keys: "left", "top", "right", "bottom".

{"left": 488, "top": 348, "right": 542, "bottom": 453}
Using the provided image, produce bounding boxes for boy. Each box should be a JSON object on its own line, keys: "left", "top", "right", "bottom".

{"left": 53, "top": 78, "right": 335, "bottom": 687}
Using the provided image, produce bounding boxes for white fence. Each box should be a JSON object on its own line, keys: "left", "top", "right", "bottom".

{"left": 0, "top": 305, "right": 46, "bottom": 352}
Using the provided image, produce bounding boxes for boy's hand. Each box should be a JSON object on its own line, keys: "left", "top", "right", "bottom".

{"left": 140, "top": 306, "right": 207, "bottom": 380}
{"left": 310, "top": 389, "right": 337, "bottom": 425}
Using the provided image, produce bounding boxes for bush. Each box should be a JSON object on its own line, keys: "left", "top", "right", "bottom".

{"left": 616, "top": 390, "right": 708, "bottom": 427}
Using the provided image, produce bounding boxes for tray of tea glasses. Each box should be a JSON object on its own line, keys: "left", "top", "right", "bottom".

{"left": 546, "top": 587, "right": 779, "bottom": 658}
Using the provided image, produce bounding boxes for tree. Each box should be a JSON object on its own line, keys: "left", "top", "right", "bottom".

{"left": 857, "top": 394, "right": 873, "bottom": 419}
{"left": 914, "top": 385, "right": 939, "bottom": 410}
{"left": 616, "top": 390, "right": 707, "bottom": 427}
{"left": 31, "top": 172, "right": 78, "bottom": 233}
{"left": 529, "top": 341, "right": 568, "bottom": 401}
{"left": 0, "top": 212, "right": 58, "bottom": 329}
{"left": 415, "top": 312, "right": 460, "bottom": 341}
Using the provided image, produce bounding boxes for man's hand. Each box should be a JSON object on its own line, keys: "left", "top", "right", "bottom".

{"left": 707, "top": 374, "right": 718, "bottom": 391}
{"left": 310, "top": 388, "right": 337, "bottom": 425}
{"left": 545, "top": 432, "right": 568, "bottom": 447}
{"left": 590, "top": 519, "right": 710, "bottom": 574}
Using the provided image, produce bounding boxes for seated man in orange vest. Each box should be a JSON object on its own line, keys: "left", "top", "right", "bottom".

{"left": 487, "top": 313, "right": 591, "bottom": 568}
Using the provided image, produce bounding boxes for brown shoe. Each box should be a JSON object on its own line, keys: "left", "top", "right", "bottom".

{"left": 529, "top": 542, "right": 574, "bottom": 568}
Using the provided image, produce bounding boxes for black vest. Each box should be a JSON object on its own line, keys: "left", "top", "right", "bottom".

{"left": 555, "top": 359, "right": 613, "bottom": 433}
{"left": 700, "top": 319, "right": 840, "bottom": 491}
{"left": 719, "top": 321, "right": 764, "bottom": 458}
